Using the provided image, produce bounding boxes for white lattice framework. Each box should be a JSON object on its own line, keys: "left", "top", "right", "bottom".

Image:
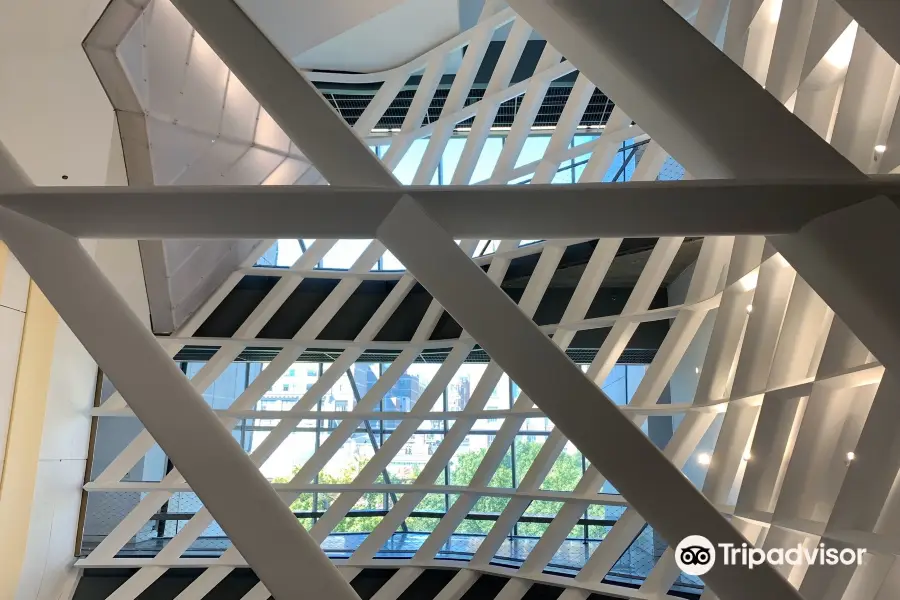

{"left": 6, "top": 0, "right": 900, "bottom": 599}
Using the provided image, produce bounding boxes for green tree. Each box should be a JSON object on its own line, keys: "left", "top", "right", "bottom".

{"left": 447, "top": 445, "right": 513, "bottom": 534}
{"left": 515, "top": 440, "right": 586, "bottom": 537}
{"left": 272, "top": 454, "right": 384, "bottom": 532}
{"left": 271, "top": 439, "right": 593, "bottom": 539}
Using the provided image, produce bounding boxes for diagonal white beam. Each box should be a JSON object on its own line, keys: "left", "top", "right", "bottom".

{"left": 2, "top": 180, "right": 896, "bottom": 238}
{"left": 508, "top": 0, "right": 900, "bottom": 413}
{"left": 489, "top": 43, "right": 564, "bottom": 183}
{"left": 508, "top": 0, "right": 856, "bottom": 179}
{"left": 179, "top": 246, "right": 483, "bottom": 598}
{"left": 376, "top": 195, "right": 803, "bottom": 600}
{"left": 449, "top": 18, "right": 533, "bottom": 184}
{"left": 112, "top": 277, "right": 419, "bottom": 596}
{"left": 0, "top": 146, "right": 356, "bottom": 600}
{"left": 152, "top": 2, "right": 804, "bottom": 598}
{"left": 836, "top": 0, "right": 900, "bottom": 68}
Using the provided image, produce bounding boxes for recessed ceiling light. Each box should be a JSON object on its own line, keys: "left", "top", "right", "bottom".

{"left": 875, "top": 144, "right": 887, "bottom": 154}
{"left": 698, "top": 453, "right": 712, "bottom": 465}
{"left": 695, "top": 367, "right": 700, "bottom": 374}
{"left": 846, "top": 451, "right": 856, "bottom": 462}
{"left": 743, "top": 451, "right": 752, "bottom": 461}
{"left": 746, "top": 304, "right": 754, "bottom": 313}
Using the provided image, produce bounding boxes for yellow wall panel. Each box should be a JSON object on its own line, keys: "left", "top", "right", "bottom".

{"left": 0, "top": 282, "right": 60, "bottom": 594}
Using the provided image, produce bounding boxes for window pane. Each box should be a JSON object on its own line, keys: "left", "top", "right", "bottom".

{"left": 486, "top": 373, "right": 511, "bottom": 410}
{"left": 256, "top": 239, "right": 317, "bottom": 267}
{"left": 658, "top": 156, "right": 686, "bottom": 181}
{"left": 256, "top": 361, "right": 320, "bottom": 412}
{"left": 603, "top": 146, "right": 627, "bottom": 182}
{"left": 447, "top": 364, "right": 487, "bottom": 410}
{"left": 514, "top": 437, "right": 544, "bottom": 489}
{"left": 449, "top": 436, "right": 492, "bottom": 486}
{"left": 470, "top": 137, "right": 504, "bottom": 183}
{"left": 486, "top": 447, "right": 513, "bottom": 489}
{"left": 626, "top": 364, "right": 647, "bottom": 400}
{"left": 456, "top": 496, "right": 510, "bottom": 535}
{"left": 539, "top": 441, "right": 582, "bottom": 492}
{"left": 514, "top": 136, "right": 551, "bottom": 169}
{"left": 441, "top": 137, "right": 467, "bottom": 183}
{"left": 259, "top": 431, "right": 317, "bottom": 480}
{"left": 405, "top": 494, "right": 451, "bottom": 533}
{"left": 573, "top": 134, "right": 598, "bottom": 147}
{"left": 393, "top": 138, "right": 430, "bottom": 184}
{"left": 520, "top": 500, "right": 565, "bottom": 537}
{"left": 521, "top": 417, "right": 553, "bottom": 434}
{"left": 185, "top": 361, "right": 255, "bottom": 410}
{"left": 381, "top": 250, "right": 404, "bottom": 270}
{"left": 551, "top": 168, "right": 573, "bottom": 184}
{"left": 386, "top": 433, "right": 433, "bottom": 483}
{"left": 601, "top": 365, "right": 628, "bottom": 405}
{"left": 321, "top": 239, "right": 375, "bottom": 269}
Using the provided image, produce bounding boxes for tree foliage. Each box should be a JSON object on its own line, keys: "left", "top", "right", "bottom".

{"left": 272, "top": 440, "right": 602, "bottom": 540}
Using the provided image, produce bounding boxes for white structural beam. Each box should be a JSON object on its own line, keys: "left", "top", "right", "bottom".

{"left": 507, "top": 0, "right": 900, "bottom": 403}
{"left": 0, "top": 143, "right": 357, "bottom": 600}
{"left": 125, "top": 1, "right": 807, "bottom": 598}
{"left": 836, "top": 0, "right": 900, "bottom": 69}
{"left": 3, "top": 180, "right": 900, "bottom": 238}
{"left": 377, "top": 195, "right": 803, "bottom": 600}
{"left": 507, "top": 0, "right": 856, "bottom": 180}
{"left": 770, "top": 197, "right": 900, "bottom": 390}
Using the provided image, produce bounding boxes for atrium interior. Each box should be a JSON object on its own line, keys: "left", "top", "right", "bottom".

{"left": 2, "top": 0, "right": 900, "bottom": 599}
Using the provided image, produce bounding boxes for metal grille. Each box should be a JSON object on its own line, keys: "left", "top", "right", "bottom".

{"left": 320, "top": 82, "right": 615, "bottom": 131}
{"left": 173, "top": 346, "right": 657, "bottom": 365}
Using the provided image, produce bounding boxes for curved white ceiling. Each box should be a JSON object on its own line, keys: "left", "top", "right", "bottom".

{"left": 239, "top": 0, "right": 463, "bottom": 73}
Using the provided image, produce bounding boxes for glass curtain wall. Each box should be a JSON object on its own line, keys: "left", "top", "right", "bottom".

{"left": 83, "top": 361, "right": 662, "bottom": 576}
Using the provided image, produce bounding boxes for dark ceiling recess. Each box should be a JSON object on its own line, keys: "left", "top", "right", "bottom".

{"left": 76, "top": 567, "right": 702, "bottom": 600}
{"left": 175, "top": 238, "right": 699, "bottom": 364}
{"left": 352, "top": 568, "right": 397, "bottom": 599}
{"left": 313, "top": 40, "right": 614, "bottom": 131}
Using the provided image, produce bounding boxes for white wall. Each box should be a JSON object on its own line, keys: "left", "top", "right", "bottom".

{"left": 0, "top": 253, "right": 29, "bottom": 476}
{"left": 0, "top": 0, "right": 128, "bottom": 597}
{"left": 15, "top": 324, "right": 97, "bottom": 600}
